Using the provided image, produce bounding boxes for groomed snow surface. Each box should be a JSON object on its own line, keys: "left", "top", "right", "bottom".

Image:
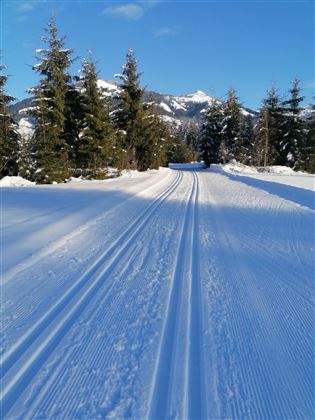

{"left": 1, "top": 165, "right": 314, "bottom": 419}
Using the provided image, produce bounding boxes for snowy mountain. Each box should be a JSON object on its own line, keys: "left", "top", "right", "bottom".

{"left": 9, "top": 80, "right": 257, "bottom": 135}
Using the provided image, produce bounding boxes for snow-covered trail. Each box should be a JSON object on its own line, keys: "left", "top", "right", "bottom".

{"left": 1, "top": 169, "right": 314, "bottom": 419}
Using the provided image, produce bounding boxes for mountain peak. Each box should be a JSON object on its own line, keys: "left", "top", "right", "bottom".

{"left": 185, "top": 90, "right": 213, "bottom": 103}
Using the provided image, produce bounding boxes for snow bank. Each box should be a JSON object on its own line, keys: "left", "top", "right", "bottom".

{"left": 210, "top": 160, "right": 314, "bottom": 191}
{"left": 0, "top": 176, "right": 35, "bottom": 187}
{"left": 210, "top": 161, "right": 259, "bottom": 175}
{"left": 259, "top": 166, "right": 298, "bottom": 175}
{"left": 168, "top": 162, "right": 206, "bottom": 169}
{"left": 210, "top": 160, "right": 307, "bottom": 176}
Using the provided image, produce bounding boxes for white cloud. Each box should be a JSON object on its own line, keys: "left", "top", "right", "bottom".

{"left": 155, "top": 27, "right": 178, "bottom": 37}
{"left": 102, "top": 3, "right": 144, "bottom": 20}
{"left": 16, "top": 1, "right": 45, "bottom": 13}
{"left": 17, "top": 2, "right": 35, "bottom": 12}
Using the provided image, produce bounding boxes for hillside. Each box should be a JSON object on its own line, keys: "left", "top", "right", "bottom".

{"left": 9, "top": 80, "right": 257, "bottom": 134}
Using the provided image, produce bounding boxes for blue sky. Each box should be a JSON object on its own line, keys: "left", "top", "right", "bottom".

{"left": 1, "top": 0, "right": 314, "bottom": 109}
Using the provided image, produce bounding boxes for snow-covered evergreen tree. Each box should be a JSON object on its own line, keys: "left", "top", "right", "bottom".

{"left": 136, "top": 101, "right": 169, "bottom": 170}
{"left": 221, "top": 88, "right": 243, "bottom": 162}
{"left": 281, "top": 79, "right": 306, "bottom": 168}
{"left": 254, "top": 86, "right": 283, "bottom": 166}
{"left": 237, "top": 115, "right": 255, "bottom": 165}
{"left": 63, "top": 76, "right": 84, "bottom": 170}
{"left": 115, "top": 50, "right": 145, "bottom": 169}
{"left": 0, "top": 62, "right": 20, "bottom": 178}
{"left": 302, "top": 101, "right": 315, "bottom": 173}
{"left": 76, "top": 55, "right": 115, "bottom": 178}
{"left": 28, "top": 17, "right": 74, "bottom": 183}
{"left": 198, "top": 101, "right": 223, "bottom": 167}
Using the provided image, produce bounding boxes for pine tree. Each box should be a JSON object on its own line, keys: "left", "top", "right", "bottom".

{"left": 115, "top": 49, "right": 146, "bottom": 169}
{"left": 0, "top": 62, "right": 20, "bottom": 178}
{"left": 221, "top": 88, "right": 243, "bottom": 162}
{"left": 198, "top": 101, "right": 223, "bottom": 167}
{"left": 63, "top": 77, "right": 84, "bottom": 171}
{"left": 76, "top": 55, "right": 115, "bottom": 178}
{"left": 281, "top": 79, "right": 306, "bottom": 168}
{"left": 179, "top": 121, "right": 199, "bottom": 153}
{"left": 28, "top": 17, "right": 74, "bottom": 183}
{"left": 166, "top": 132, "right": 195, "bottom": 164}
{"left": 254, "top": 86, "right": 283, "bottom": 166}
{"left": 237, "top": 115, "right": 255, "bottom": 165}
{"left": 302, "top": 101, "right": 315, "bottom": 173}
{"left": 136, "top": 101, "right": 168, "bottom": 170}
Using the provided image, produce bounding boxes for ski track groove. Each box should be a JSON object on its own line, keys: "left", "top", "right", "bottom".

{"left": 203, "top": 176, "right": 314, "bottom": 419}
{"left": 0, "top": 171, "right": 183, "bottom": 417}
{"left": 2, "top": 169, "right": 314, "bottom": 419}
{"left": 27, "top": 213, "right": 183, "bottom": 418}
{"left": 2, "top": 169, "right": 173, "bottom": 285}
{"left": 0, "top": 169, "right": 177, "bottom": 360}
{"left": 148, "top": 171, "right": 206, "bottom": 419}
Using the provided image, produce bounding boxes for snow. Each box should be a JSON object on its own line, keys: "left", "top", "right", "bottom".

{"left": 159, "top": 102, "right": 174, "bottom": 114}
{"left": 185, "top": 90, "right": 214, "bottom": 103}
{"left": 18, "top": 118, "right": 34, "bottom": 138}
{"left": 97, "top": 79, "right": 120, "bottom": 93}
{"left": 1, "top": 167, "right": 314, "bottom": 418}
{"left": 168, "top": 162, "right": 206, "bottom": 169}
{"left": 170, "top": 99, "right": 187, "bottom": 111}
{"left": 0, "top": 176, "right": 35, "bottom": 187}
{"left": 210, "top": 160, "right": 315, "bottom": 192}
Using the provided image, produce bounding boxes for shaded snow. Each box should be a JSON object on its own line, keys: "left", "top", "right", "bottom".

{"left": 1, "top": 167, "right": 314, "bottom": 419}
{"left": 159, "top": 102, "right": 174, "bottom": 114}
{"left": 210, "top": 161, "right": 314, "bottom": 191}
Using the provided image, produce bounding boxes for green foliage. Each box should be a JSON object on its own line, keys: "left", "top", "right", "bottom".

{"left": 280, "top": 79, "right": 306, "bottom": 169}
{"left": 236, "top": 115, "right": 255, "bottom": 165}
{"left": 0, "top": 62, "right": 20, "bottom": 177}
{"left": 254, "top": 86, "right": 284, "bottom": 166}
{"left": 115, "top": 49, "right": 145, "bottom": 169}
{"left": 166, "top": 132, "right": 195, "bottom": 164}
{"left": 115, "top": 50, "right": 167, "bottom": 171}
{"left": 76, "top": 56, "right": 115, "bottom": 178}
{"left": 199, "top": 101, "right": 223, "bottom": 167}
{"left": 28, "top": 17, "right": 74, "bottom": 183}
{"left": 301, "top": 102, "right": 315, "bottom": 173}
{"left": 221, "top": 88, "right": 243, "bottom": 162}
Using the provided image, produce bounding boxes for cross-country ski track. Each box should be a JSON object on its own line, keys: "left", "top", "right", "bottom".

{"left": 1, "top": 167, "right": 314, "bottom": 419}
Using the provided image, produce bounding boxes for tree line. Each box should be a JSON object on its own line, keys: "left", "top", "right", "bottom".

{"left": 1, "top": 17, "right": 314, "bottom": 183}
{"left": 1, "top": 18, "right": 195, "bottom": 183}
{"left": 198, "top": 84, "right": 314, "bottom": 172}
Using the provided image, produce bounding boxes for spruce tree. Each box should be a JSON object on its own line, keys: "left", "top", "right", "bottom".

{"left": 198, "top": 101, "right": 223, "bottom": 167}
{"left": 237, "top": 115, "right": 255, "bottom": 165}
{"left": 136, "top": 101, "right": 168, "bottom": 170}
{"left": 0, "top": 62, "right": 20, "bottom": 178}
{"left": 63, "top": 77, "right": 84, "bottom": 171}
{"left": 28, "top": 17, "right": 74, "bottom": 183}
{"left": 115, "top": 49, "right": 146, "bottom": 169}
{"left": 77, "top": 55, "right": 115, "bottom": 178}
{"left": 281, "top": 79, "right": 306, "bottom": 168}
{"left": 302, "top": 101, "right": 315, "bottom": 173}
{"left": 254, "top": 86, "right": 283, "bottom": 166}
{"left": 221, "top": 88, "right": 243, "bottom": 162}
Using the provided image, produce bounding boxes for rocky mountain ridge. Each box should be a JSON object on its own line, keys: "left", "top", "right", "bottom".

{"left": 9, "top": 80, "right": 257, "bottom": 136}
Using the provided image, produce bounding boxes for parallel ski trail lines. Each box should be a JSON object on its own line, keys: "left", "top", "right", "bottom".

{"left": 203, "top": 175, "right": 314, "bottom": 419}
{"left": 0, "top": 171, "right": 182, "bottom": 417}
{"left": 2, "top": 169, "right": 173, "bottom": 286}
{"left": 187, "top": 172, "right": 205, "bottom": 419}
{"left": 148, "top": 171, "right": 203, "bottom": 419}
